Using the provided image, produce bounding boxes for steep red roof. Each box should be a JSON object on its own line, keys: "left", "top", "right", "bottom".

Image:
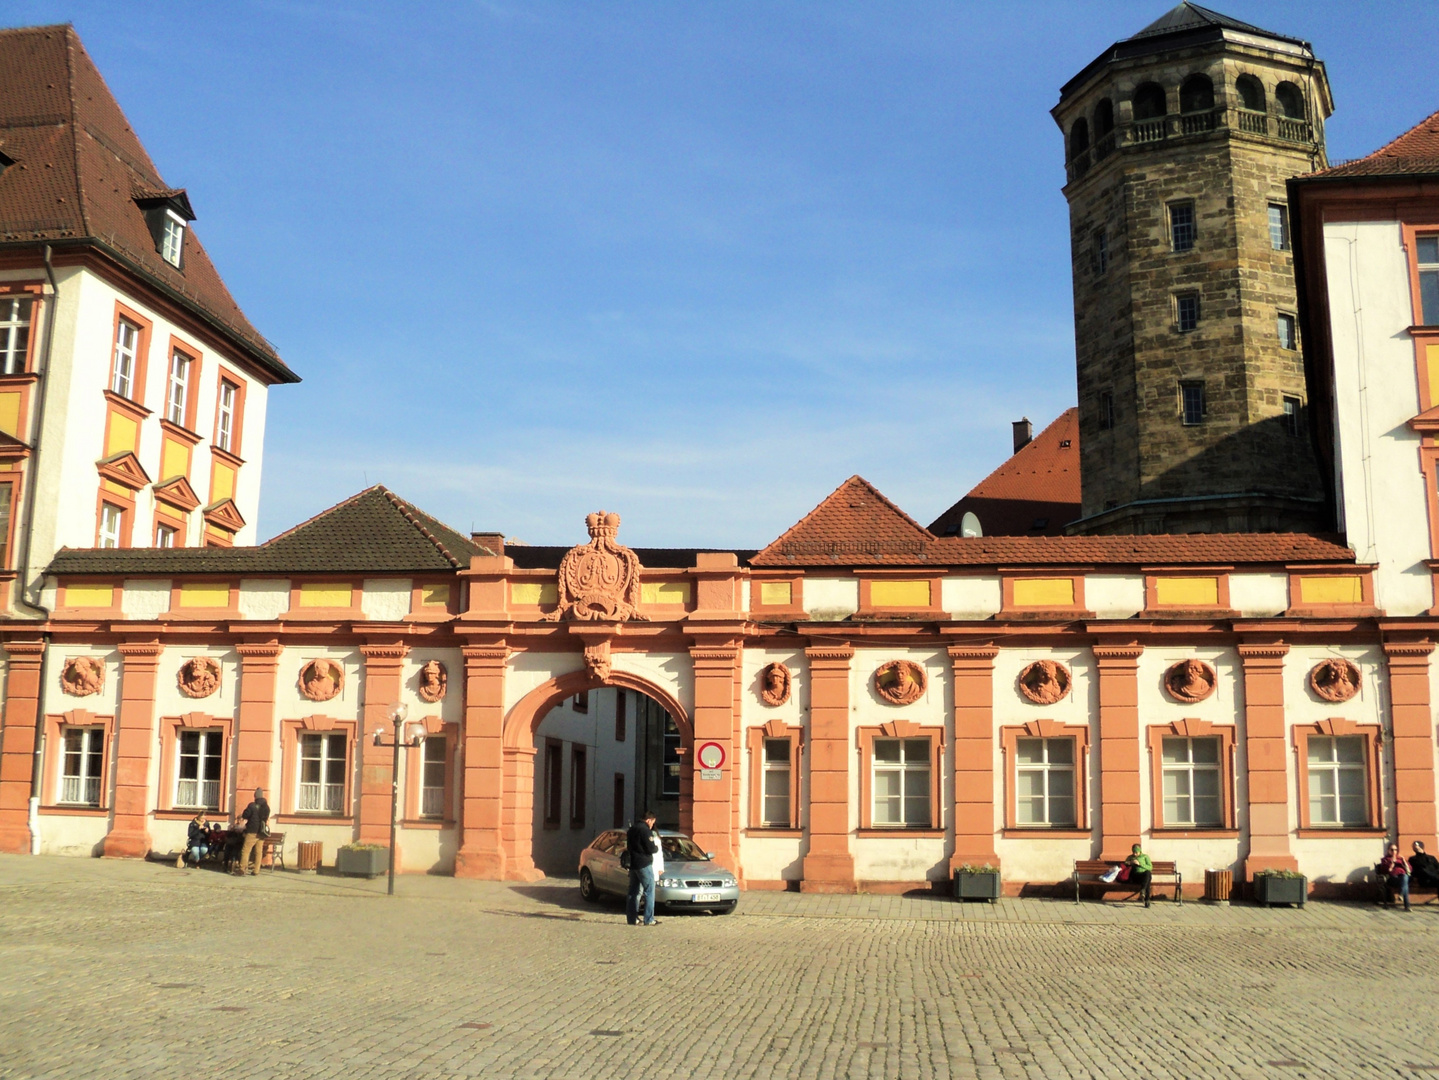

{"left": 1309, "top": 107, "right": 1439, "bottom": 180}
{"left": 752, "top": 476, "right": 938, "bottom": 566}
{"left": 0, "top": 24, "right": 295, "bottom": 382}
{"left": 930, "top": 409, "right": 1082, "bottom": 537}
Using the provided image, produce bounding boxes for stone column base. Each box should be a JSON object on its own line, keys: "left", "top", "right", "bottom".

{"left": 800, "top": 852, "right": 856, "bottom": 893}
{"left": 453, "top": 848, "right": 508, "bottom": 880}
{"left": 102, "top": 830, "right": 150, "bottom": 859}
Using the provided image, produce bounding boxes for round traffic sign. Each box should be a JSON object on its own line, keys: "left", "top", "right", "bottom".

{"left": 696, "top": 741, "right": 726, "bottom": 770}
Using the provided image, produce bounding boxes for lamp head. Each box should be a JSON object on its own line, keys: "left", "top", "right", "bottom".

{"left": 390, "top": 703, "right": 410, "bottom": 724}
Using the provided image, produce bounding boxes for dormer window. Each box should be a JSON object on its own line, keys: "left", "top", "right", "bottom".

{"left": 133, "top": 187, "right": 196, "bottom": 270}
{"left": 160, "top": 211, "right": 186, "bottom": 267}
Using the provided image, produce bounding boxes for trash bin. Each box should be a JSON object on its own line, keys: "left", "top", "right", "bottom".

{"left": 1204, "top": 868, "right": 1233, "bottom": 902}
{"left": 297, "top": 840, "right": 323, "bottom": 872}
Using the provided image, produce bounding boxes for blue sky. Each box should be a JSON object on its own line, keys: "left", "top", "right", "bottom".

{"left": 16, "top": 1, "right": 1439, "bottom": 548}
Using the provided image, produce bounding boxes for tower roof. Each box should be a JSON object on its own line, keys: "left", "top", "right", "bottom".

{"left": 1303, "top": 107, "right": 1439, "bottom": 181}
{"left": 1128, "top": 3, "right": 1293, "bottom": 43}
{"left": 0, "top": 24, "right": 295, "bottom": 383}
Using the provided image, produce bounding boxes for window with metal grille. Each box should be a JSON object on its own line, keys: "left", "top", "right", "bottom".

{"left": 1180, "top": 382, "right": 1205, "bottom": 425}
{"left": 1418, "top": 236, "right": 1439, "bottom": 325}
{"left": 871, "top": 737, "right": 931, "bottom": 827}
{"left": 420, "top": 736, "right": 446, "bottom": 817}
{"left": 112, "top": 319, "right": 139, "bottom": 398}
{"left": 1169, "top": 202, "right": 1196, "bottom": 252}
{"left": 61, "top": 727, "right": 105, "bottom": 806}
{"left": 761, "top": 738, "right": 792, "bottom": 827}
{"left": 1268, "top": 203, "right": 1290, "bottom": 251}
{"left": 298, "top": 732, "right": 347, "bottom": 813}
{"left": 0, "top": 296, "right": 32, "bottom": 374}
{"left": 1160, "top": 737, "right": 1221, "bottom": 826}
{"left": 1014, "top": 737, "right": 1075, "bottom": 826}
{"left": 175, "top": 729, "right": 223, "bottom": 809}
{"left": 1307, "top": 735, "right": 1367, "bottom": 825}
{"left": 1176, "top": 293, "right": 1200, "bottom": 332}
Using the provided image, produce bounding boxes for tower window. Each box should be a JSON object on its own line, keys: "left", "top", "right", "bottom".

{"left": 1090, "top": 228, "right": 1108, "bottom": 275}
{"left": 1417, "top": 235, "right": 1439, "bottom": 325}
{"left": 1235, "top": 74, "right": 1265, "bottom": 113}
{"left": 1178, "top": 74, "right": 1214, "bottom": 114}
{"left": 1275, "top": 82, "right": 1306, "bottom": 120}
{"left": 1283, "top": 396, "right": 1302, "bottom": 437}
{"left": 1277, "top": 312, "right": 1297, "bottom": 350}
{"left": 1093, "top": 99, "right": 1115, "bottom": 158}
{"left": 1175, "top": 293, "right": 1200, "bottom": 332}
{"left": 1132, "top": 82, "right": 1166, "bottom": 121}
{"left": 1098, "top": 390, "right": 1115, "bottom": 431}
{"left": 0, "top": 296, "right": 33, "bottom": 375}
{"left": 1269, "top": 204, "right": 1290, "bottom": 251}
{"left": 1179, "top": 381, "right": 1206, "bottom": 426}
{"left": 1169, "top": 202, "right": 1196, "bottom": 252}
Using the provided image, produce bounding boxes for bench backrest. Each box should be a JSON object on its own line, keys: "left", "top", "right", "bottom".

{"left": 1074, "top": 859, "right": 1178, "bottom": 874}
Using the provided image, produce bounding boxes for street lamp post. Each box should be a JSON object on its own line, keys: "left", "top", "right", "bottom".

{"left": 372, "top": 703, "right": 424, "bottom": 897}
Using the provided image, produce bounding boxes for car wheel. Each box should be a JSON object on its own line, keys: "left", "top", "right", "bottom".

{"left": 579, "top": 868, "right": 600, "bottom": 902}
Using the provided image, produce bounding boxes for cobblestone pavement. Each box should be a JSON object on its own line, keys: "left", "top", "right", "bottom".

{"left": 3, "top": 855, "right": 1438, "bottom": 1080}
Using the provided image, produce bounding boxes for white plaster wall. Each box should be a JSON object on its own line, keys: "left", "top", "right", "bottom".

{"left": 361, "top": 579, "right": 411, "bottom": 622}
{"left": 803, "top": 578, "right": 859, "bottom": 622}
{"left": 737, "top": 647, "right": 807, "bottom": 882}
{"left": 275, "top": 646, "right": 361, "bottom": 817}
{"left": 1230, "top": 573, "right": 1289, "bottom": 617}
{"left": 1087, "top": 575, "right": 1144, "bottom": 619}
{"left": 120, "top": 578, "right": 171, "bottom": 620}
{"left": 36, "top": 813, "right": 109, "bottom": 856}
{"left": 397, "top": 826, "right": 456, "bottom": 874}
{"left": 504, "top": 650, "right": 584, "bottom": 713}
{"left": 238, "top": 579, "right": 289, "bottom": 620}
{"left": 610, "top": 651, "right": 694, "bottom": 721}
{"left": 940, "top": 576, "right": 1001, "bottom": 619}
{"left": 1323, "top": 220, "right": 1432, "bottom": 616}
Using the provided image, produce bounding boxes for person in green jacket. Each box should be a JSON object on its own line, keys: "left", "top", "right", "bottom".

{"left": 1126, "top": 844, "right": 1154, "bottom": 907}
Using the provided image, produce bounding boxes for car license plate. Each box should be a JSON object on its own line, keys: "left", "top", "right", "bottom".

{"left": 694, "top": 892, "right": 722, "bottom": 902}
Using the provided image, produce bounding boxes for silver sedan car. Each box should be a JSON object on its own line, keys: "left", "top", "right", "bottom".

{"left": 578, "top": 829, "right": 739, "bottom": 914}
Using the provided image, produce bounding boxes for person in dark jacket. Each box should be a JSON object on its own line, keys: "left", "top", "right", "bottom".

{"left": 625, "top": 809, "right": 660, "bottom": 926}
{"left": 235, "top": 788, "right": 270, "bottom": 876}
{"left": 1411, "top": 841, "right": 1439, "bottom": 889}
{"left": 176, "top": 810, "right": 211, "bottom": 868}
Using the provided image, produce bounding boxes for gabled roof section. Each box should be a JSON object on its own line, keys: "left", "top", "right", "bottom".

{"left": 930, "top": 409, "right": 1081, "bottom": 538}
{"left": 751, "top": 476, "right": 938, "bottom": 567}
{"left": 1306, "top": 108, "right": 1439, "bottom": 181}
{"left": 153, "top": 474, "right": 200, "bottom": 513}
{"left": 0, "top": 24, "right": 295, "bottom": 384}
{"left": 47, "top": 485, "right": 494, "bottom": 576}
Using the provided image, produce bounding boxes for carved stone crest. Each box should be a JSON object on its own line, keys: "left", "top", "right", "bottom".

{"left": 1164, "top": 659, "right": 1216, "bottom": 704}
{"left": 760, "top": 663, "right": 791, "bottom": 707}
{"left": 416, "top": 659, "right": 448, "bottom": 703}
{"left": 875, "top": 660, "right": 926, "bottom": 706}
{"left": 61, "top": 656, "right": 105, "bottom": 697}
{"left": 299, "top": 659, "right": 344, "bottom": 702}
{"left": 1310, "top": 658, "right": 1361, "bottom": 703}
{"left": 584, "top": 640, "right": 613, "bottom": 682}
{"left": 541, "top": 511, "right": 648, "bottom": 623}
{"left": 177, "top": 657, "right": 221, "bottom": 699}
{"left": 1018, "top": 660, "right": 1070, "bottom": 705}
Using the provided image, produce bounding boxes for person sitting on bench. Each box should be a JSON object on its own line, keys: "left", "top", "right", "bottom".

{"left": 177, "top": 810, "right": 211, "bottom": 868}
{"left": 1377, "top": 843, "right": 1411, "bottom": 912}
{"left": 1125, "top": 844, "right": 1153, "bottom": 903}
{"left": 1410, "top": 841, "right": 1439, "bottom": 890}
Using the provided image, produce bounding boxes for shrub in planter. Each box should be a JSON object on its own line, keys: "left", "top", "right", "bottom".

{"left": 1253, "top": 869, "right": 1307, "bottom": 907}
{"left": 335, "top": 843, "right": 389, "bottom": 878}
{"left": 953, "top": 863, "right": 1001, "bottom": 902}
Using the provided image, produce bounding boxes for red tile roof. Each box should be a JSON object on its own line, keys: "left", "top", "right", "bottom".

{"left": 752, "top": 476, "right": 938, "bottom": 566}
{"left": 0, "top": 24, "right": 295, "bottom": 382}
{"left": 1308, "top": 108, "right": 1439, "bottom": 180}
{"left": 929, "top": 409, "right": 1081, "bottom": 537}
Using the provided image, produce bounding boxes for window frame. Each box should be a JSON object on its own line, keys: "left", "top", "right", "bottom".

{"left": 1175, "top": 293, "right": 1201, "bottom": 333}
{"left": 856, "top": 719, "right": 942, "bottom": 834}
{"left": 1277, "top": 311, "right": 1298, "bottom": 351}
{"left": 746, "top": 718, "right": 803, "bottom": 833}
{"left": 1098, "top": 389, "right": 1115, "bottom": 431}
{"left": 108, "top": 304, "right": 151, "bottom": 403}
{"left": 542, "top": 738, "right": 563, "bottom": 829}
{"left": 212, "top": 368, "right": 247, "bottom": 456}
{"left": 1179, "top": 380, "right": 1206, "bottom": 425}
{"left": 96, "top": 499, "right": 128, "bottom": 549}
{"left": 1000, "top": 719, "right": 1090, "bottom": 835}
{"left": 403, "top": 717, "right": 458, "bottom": 824}
{"left": 164, "top": 341, "right": 202, "bottom": 431}
{"left": 1146, "top": 719, "right": 1236, "bottom": 833}
{"left": 0, "top": 477, "right": 17, "bottom": 569}
{"left": 1292, "top": 717, "right": 1383, "bottom": 834}
{"left": 1268, "top": 202, "right": 1291, "bottom": 251}
{"left": 1090, "top": 227, "right": 1108, "bottom": 275}
{"left": 279, "top": 716, "right": 357, "bottom": 821}
{"left": 570, "top": 743, "right": 588, "bottom": 829}
{"left": 1408, "top": 229, "right": 1439, "bottom": 328}
{"left": 1282, "top": 396, "right": 1303, "bottom": 437}
{"left": 1168, "top": 200, "right": 1197, "bottom": 252}
{"left": 158, "top": 711, "right": 233, "bottom": 813}
{"left": 41, "top": 709, "right": 115, "bottom": 813}
{"left": 160, "top": 209, "right": 186, "bottom": 268}
{"left": 0, "top": 286, "right": 41, "bottom": 376}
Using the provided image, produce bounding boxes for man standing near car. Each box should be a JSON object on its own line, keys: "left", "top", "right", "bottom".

{"left": 626, "top": 809, "right": 659, "bottom": 926}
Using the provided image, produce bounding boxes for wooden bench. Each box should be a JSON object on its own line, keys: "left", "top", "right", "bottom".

{"left": 1073, "top": 859, "right": 1181, "bottom": 906}
{"left": 1375, "top": 873, "right": 1439, "bottom": 906}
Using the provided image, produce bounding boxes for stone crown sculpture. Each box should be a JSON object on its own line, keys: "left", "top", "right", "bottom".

{"left": 542, "top": 511, "right": 648, "bottom": 622}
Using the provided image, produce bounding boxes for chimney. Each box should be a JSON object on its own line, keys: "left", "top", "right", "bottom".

{"left": 1012, "top": 417, "right": 1033, "bottom": 454}
{"left": 471, "top": 531, "right": 505, "bottom": 557}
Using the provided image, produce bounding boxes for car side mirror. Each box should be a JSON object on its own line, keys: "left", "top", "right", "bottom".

{"left": 707, "top": 852, "right": 715, "bottom": 860}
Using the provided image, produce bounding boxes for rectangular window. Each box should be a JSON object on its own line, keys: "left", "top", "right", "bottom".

{"left": 112, "top": 319, "right": 139, "bottom": 398}
{"left": 1090, "top": 228, "right": 1108, "bottom": 275}
{"left": 1268, "top": 203, "right": 1290, "bottom": 251}
{"left": 175, "top": 729, "right": 223, "bottom": 809}
{"left": 614, "top": 689, "right": 626, "bottom": 743}
{"left": 1277, "top": 312, "right": 1297, "bottom": 350}
{"left": 60, "top": 727, "right": 105, "bottom": 805}
{"left": 216, "top": 380, "right": 238, "bottom": 452}
{"left": 543, "top": 742, "right": 562, "bottom": 826}
{"left": 612, "top": 773, "right": 625, "bottom": 829}
{"left": 1014, "top": 737, "right": 1076, "bottom": 826}
{"left": 1176, "top": 293, "right": 1200, "bottom": 332}
{"left": 155, "top": 523, "right": 177, "bottom": 548}
{"left": 98, "top": 503, "right": 124, "bottom": 549}
{"left": 572, "top": 690, "right": 589, "bottom": 714}
{"left": 161, "top": 212, "right": 185, "bottom": 267}
{"left": 1307, "top": 735, "right": 1367, "bottom": 825}
{"left": 0, "top": 296, "right": 33, "bottom": 375}
{"left": 420, "top": 736, "right": 446, "bottom": 818}
{"left": 570, "top": 745, "right": 587, "bottom": 828}
{"left": 1098, "top": 390, "right": 1115, "bottom": 431}
{"left": 0, "top": 481, "right": 12, "bottom": 567}
{"left": 297, "top": 732, "right": 347, "bottom": 813}
{"left": 1160, "top": 737, "right": 1222, "bottom": 827}
{"left": 166, "top": 350, "right": 191, "bottom": 426}
{"left": 1169, "top": 201, "right": 1196, "bottom": 252}
{"left": 871, "top": 737, "right": 931, "bottom": 828}
{"left": 1283, "top": 396, "right": 1302, "bottom": 437}
{"left": 662, "top": 718, "right": 682, "bottom": 798}
{"left": 1180, "top": 381, "right": 1205, "bottom": 425}
{"left": 761, "top": 738, "right": 792, "bottom": 827}
{"left": 1418, "top": 235, "right": 1439, "bottom": 325}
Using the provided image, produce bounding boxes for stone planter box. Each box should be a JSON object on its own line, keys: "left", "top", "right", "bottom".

{"left": 953, "top": 870, "right": 1001, "bottom": 902}
{"left": 1253, "top": 874, "right": 1307, "bottom": 906}
{"left": 335, "top": 846, "right": 388, "bottom": 878}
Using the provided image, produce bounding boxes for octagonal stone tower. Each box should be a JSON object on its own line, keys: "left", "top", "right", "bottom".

{"left": 1055, "top": 3, "right": 1333, "bottom": 534}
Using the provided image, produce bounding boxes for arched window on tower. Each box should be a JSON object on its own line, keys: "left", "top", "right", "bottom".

{"left": 1068, "top": 117, "right": 1091, "bottom": 179}
{"left": 1093, "top": 99, "right": 1115, "bottom": 160}
{"left": 1179, "top": 74, "right": 1215, "bottom": 133}
{"left": 1235, "top": 74, "right": 1267, "bottom": 134}
{"left": 1131, "top": 83, "right": 1167, "bottom": 143}
{"left": 1275, "top": 82, "right": 1308, "bottom": 142}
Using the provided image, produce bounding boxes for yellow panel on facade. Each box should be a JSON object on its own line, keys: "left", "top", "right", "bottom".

{"left": 1300, "top": 575, "right": 1363, "bottom": 604}
{"left": 106, "top": 412, "right": 137, "bottom": 455}
{"left": 0, "top": 391, "right": 21, "bottom": 437}
{"left": 65, "top": 584, "right": 114, "bottom": 608}
{"left": 211, "top": 462, "right": 235, "bottom": 502}
{"left": 161, "top": 438, "right": 188, "bottom": 481}
{"left": 510, "top": 582, "right": 558, "bottom": 605}
{"left": 179, "top": 582, "right": 231, "bottom": 608}
{"left": 1427, "top": 344, "right": 1439, "bottom": 407}
{"left": 871, "top": 579, "right": 931, "bottom": 607}
{"left": 420, "top": 583, "right": 451, "bottom": 607}
{"left": 759, "top": 581, "right": 792, "bottom": 606}
{"left": 641, "top": 581, "right": 691, "bottom": 605}
{"left": 1011, "top": 578, "right": 1074, "bottom": 607}
{"left": 299, "top": 582, "right": 353, "bottom": 608}
{"left": 1154, "top": 576, "right": 1219, "bottom": 606}
{"left": 102, "top": 480, "right": 129, "bottom": 497}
